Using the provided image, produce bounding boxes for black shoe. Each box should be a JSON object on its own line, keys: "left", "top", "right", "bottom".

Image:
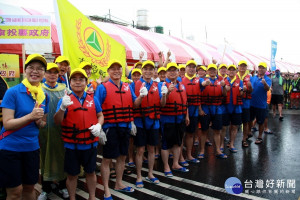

{"left": 251, "top": 127, "right": 258, "bottom": 132}
{"left": 279, "top": 116, "right": 283, "bottom": 121}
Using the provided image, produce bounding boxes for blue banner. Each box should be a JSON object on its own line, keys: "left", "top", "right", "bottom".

{"left": 271, "top": 40, "right": 277, "bottom": 71}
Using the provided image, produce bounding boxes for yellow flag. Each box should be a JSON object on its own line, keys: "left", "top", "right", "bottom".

{"left": 54, "top": 0, "right": 126, "bottom": 80}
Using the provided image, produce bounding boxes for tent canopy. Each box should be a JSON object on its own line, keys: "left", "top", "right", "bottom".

{"left": 0, "top": 2, "right": 299, "bottom": 73}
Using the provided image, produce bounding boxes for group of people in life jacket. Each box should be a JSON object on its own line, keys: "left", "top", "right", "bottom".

{"left": 0, "top": 50, "right": 281, "bottom": 200}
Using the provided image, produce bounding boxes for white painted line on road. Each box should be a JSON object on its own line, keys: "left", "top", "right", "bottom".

{"left": 127, "top": 173, "right": 220, "bottom": 200}
{"left": 140, "top": 166, "right": 268, "bottom": 200}
{"left": 76, "top": 188, "right": 100, "bottom": 200}
{"left": 79, "top": 177, "right": 137, "bottom": 200}
{"left": 97, "top": 155, "right": 268, "bottom": 200}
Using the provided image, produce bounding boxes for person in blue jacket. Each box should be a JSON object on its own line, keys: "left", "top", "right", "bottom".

{"left": 250, "top": 62, "right": 272, "bottom": 144}
{"left": 0, "top": 54, "right": 49, "bottom": 199}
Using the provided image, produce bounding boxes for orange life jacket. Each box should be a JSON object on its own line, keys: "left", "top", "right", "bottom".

{"left": 181, "top": 77, "right": 201, "bottom": 106}
{"left": 133, "top": 80, "right": 161, "bottom": 119}
{"left": 102, "top": 81, "right": 134, "bottom": 123}
{"left": 161, "top": 81, "right": 187, "bottom": 115}
{"left": 201, "top": 78, "right": 223, "bottom": 105}
{"left": 237, "top": 74, "right": 252, "bottom": 99}
{"left": 61, "top": 94, "right": 98, "bottom": 144}
{"left": 224, "top": 78, "right": 243, "bottom": 105}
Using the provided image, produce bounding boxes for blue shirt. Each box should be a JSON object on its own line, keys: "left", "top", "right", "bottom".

{"left": 94, "top": 79, "right": 137, "bottom": 129}
{"left": 128, "top": 69, "right": 132, "bottom": 79}
{"left": 160, "top": 78, "right": 185, "bottom": 124}
{"left": 200, "top": 77, "right": 223, "bottom": 115}
{"left": 0, "top": 83, "right": 49, "bottom": 151}
{"left": 250, "top": 75, "right": 272, "bottom": 109}
{"left": 223, "top": 77, "right": 243, "bottom": 114}
{"left": 56, "top": 91, "right": 102, "bottom": 150}
{"left": 130, "top": 78, "right": 162, "bottom": 129}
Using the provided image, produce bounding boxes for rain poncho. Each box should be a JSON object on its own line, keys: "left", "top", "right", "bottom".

{"left": 39, "top": 83, "right": 67, "bottom": 181}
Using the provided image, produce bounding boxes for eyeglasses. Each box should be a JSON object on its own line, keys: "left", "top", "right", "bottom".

{"left": 71, "top": 77, "right": 86, "bottom": 82}
{"left": 26, "top": 66, "right": 45, "bottom": 72}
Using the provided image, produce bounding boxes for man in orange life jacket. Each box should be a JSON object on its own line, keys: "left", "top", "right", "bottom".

{"left": 217, "top": 64, "right": 229, "bottom": 150}
{"left": 160, "top": 62, "right": 190, "bottom": 176}
{"left": 222, "top": 64, "right": 244, "bottom": 153}
{"left": 94, "top": 60, "right": 144, "bottom": 199}
{"left": 218, "top": 63, "right": 228, "bottom": 80}
{"left": 237, "top": 61, "right": 253, "bottom": 147}
{"left": 199, "top": 64, "right": 228, "bottom": 159}
{"left": 54, "top": 68, "right": 104, "bottom": 200}
{"left": 181, "top": 60, "right": 201, "bottom": 164}
{"left": 130, "top": 60, "right": 168, "bottom": 188}
{"left": 178, "top": 64, "right": 186, "bottom": 79}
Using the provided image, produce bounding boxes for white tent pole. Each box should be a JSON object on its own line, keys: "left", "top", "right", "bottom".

{"left": 22, "top": 43, "right": 26, "bottom": 79}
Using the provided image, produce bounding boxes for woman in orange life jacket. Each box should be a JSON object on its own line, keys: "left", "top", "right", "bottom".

{"left": 221, "top": 65, "right": 243, "bottom": 153}
{"left": 160, "top": 62, "right": 190, "bottom": 176}
{"left": 180, "top": 60, "right": 201, "bottom": 164}
{"left": 130, "top": 60, "right": 167, "bottom": 188}
{"left": 54, "top": 68, "right": 104, "bottom": 200}
{"left": 199, "top": 64, "right": 228, "bottom": 159}
{"left": 218, "top": 63, "right": 228, "bottom": 80}
{"left": 236, "top": 61, "right": 253, "bottom": 147}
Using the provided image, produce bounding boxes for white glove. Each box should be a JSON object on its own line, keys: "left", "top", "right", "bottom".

{"left": 89, "top": 123, "right": 102, "bottom": 137}
{"left": 131, "top": 121, "right": 137, "bottom": 136}
{"left": 161, "top": 84, "right": 168, "bottom": 95}
{"left": 99, "top": 129, "right": 107, "bottom": 145}
{"left": 139, "top": 86, "right": 148, "bottom": 97}
{"left": 60, "top": 90, "right": 73, "bottom": 111}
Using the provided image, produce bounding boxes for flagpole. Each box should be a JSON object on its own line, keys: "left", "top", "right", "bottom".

{"left": 53, "top": 0, "right": 64, "bottom": 55}
{"left": 53, "top": 0, "right": 70, "bottom": 88}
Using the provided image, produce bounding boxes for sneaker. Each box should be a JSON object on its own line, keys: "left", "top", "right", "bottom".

{"left": 37, "top": 192, "right": 48, "bottom": 200}
{"left": 59, "top": 188, "right": 69, "bottom": 199}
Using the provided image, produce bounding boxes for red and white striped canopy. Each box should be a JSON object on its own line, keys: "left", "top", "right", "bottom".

{"left": 0, "top": 2, "right": 299, "bottom": 73}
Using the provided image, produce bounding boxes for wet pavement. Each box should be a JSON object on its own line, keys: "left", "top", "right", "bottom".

{"left": 39, "top": 110, "right": 300, "bottom": 200}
